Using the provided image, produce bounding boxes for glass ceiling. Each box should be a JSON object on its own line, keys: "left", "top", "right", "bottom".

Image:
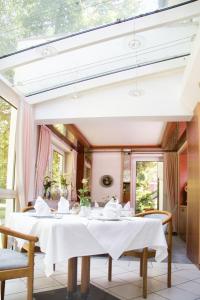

{"left": 0, "top": 0, "right": 192, "bottom": 58}
{"left": 0, "top": 0, "right": 199, "bottom": 97}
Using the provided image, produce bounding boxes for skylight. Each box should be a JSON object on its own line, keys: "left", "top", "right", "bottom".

{"left": 0, "top": 0, "right": 190, "bottom": 58}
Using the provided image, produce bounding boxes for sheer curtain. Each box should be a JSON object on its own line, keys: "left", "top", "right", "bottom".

{"left": 35, "top": 125, "right": 51, "bottom": 197}
{"left": 164, "top": 152, "right": 178, "bottom": 231}
{"left": 16, "top": 101, "right": 35, "bottom": 208}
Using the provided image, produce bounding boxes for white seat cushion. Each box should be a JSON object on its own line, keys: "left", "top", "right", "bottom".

{"left": 0, "top": 249, "right": 28, "bottom": 270}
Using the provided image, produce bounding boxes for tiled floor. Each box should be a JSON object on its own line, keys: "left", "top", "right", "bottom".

{"left": 3, "top": 240, "right": 200, "bottom": 300}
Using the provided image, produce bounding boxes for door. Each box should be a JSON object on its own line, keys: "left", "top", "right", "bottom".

{"left": 131, "top": 155, "right": 163, "bottom": 213}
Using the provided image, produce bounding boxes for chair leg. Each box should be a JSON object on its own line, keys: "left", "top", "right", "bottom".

{"left": 108, "top": 255, "right": 112, "bottom": 282}
{"left": 167, "top": 247, "right": 172, "bottom": 288}
{"left": 1, "top": 281, "right": 5, "bottom": 300}
{"left": 140, "top": 256, "right": 143, "bottom": 277}
{"left": 27, "top": 276, "right": 33, "bottom": 300}
{"left": 142, "top": 248, "right": 148, "bottom": 299}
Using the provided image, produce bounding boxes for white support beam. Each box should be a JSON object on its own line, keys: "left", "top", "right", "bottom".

{"left": 0, "top": 76, "right": 21, "bottom": 107}
{"left": 0, "top": 1, "right": 199, "bottom": 71}
{"left": 26, "top": 56, "right": 187, "bottom": 104}
{"left": 34, "top": 68, "right": 191, "bottom": 123}
{"left": 180, "top": 25, "right": 200, "bottom": 112}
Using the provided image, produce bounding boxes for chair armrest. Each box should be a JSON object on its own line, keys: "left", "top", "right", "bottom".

{"left": 0, "top": 226, "right": 38, "bottom": 242}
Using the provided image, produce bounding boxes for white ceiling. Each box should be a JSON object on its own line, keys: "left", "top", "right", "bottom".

{"left": 74, "top": 118, "right": 166, "bottom": 146}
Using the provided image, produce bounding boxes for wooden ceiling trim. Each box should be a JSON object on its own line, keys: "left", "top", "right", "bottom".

{"left": 91, "top": 144, "right": 162, "bottom": 150}
{"left": 161, "top": 122, "right": 178, "bottom": 150}
{"left": 47, "top": 125, "right": 77, "bottom": 151}
{"left": 66, "top": 124, "right": 91, "bottom": 148}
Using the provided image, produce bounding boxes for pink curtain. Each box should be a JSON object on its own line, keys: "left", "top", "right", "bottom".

{"left": 16, "top": 101, "right": 35, "bottom": 208}
{"left": 23, "top": 103, "right": 33, "bottom": 203}
{"left": 35, "top": 125, "right": 51, "bottom": 197}
{"left": 164, "top": 152, "right": 178, "bottom": 231}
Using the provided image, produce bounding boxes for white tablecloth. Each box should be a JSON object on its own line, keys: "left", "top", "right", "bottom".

{"left": 7, "top": 213, "right": 168, "bottom": 276}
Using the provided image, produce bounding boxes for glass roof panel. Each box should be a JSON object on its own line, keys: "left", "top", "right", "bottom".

{"left": 1, "top": 16, "right": 198, "bottom": 96}
{"left": 0, "top": 0, "right": 191, "bottom": 58}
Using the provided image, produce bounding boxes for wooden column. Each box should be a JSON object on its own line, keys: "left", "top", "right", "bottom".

{"left": 187, "top": 103, "right": 200, "bottom": 266}
{"left": 76, "top": 142, "right": 85, "bottom": 194}
{"left": 68, "top": 257, "right": 78, "bottom": 296}
{"left": 81, "top": 256, "right": 90, "bottom": 297}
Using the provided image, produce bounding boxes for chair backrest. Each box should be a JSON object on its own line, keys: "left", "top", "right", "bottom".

{"left": 136, "top": 210, "right": 172, "bottom": 233}
{"left": 21, "top": 206, "right": 35, "bottom": 213}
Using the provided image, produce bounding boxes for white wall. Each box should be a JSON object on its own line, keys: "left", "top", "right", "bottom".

{"left": 91, "top": 152, "right": 122, "bottom": 203}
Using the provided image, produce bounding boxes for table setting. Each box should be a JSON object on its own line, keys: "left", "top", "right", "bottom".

{"left": 5, "top": 195, "right": 168, "bottom": 299}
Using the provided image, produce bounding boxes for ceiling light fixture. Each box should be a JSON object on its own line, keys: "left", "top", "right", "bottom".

{"left": 128, "top": 89, "right": 144, "bottom": 97}
{"left": 128, "top": 38, "right": 141, "bottom": 50}
{"left": 38, "top": 46, "right": 58, "bottom": 58}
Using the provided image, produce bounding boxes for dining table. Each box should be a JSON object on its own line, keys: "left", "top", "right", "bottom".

{"left": 7, "top": 211, "right": 168, "bottom": 298}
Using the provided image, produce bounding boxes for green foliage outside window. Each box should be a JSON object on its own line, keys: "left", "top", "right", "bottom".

{"left": 0, "top": 0, "right": 140, "bottom": 60}
{"left": 0, "top": 98, "right": 12, "bottom": 188}
{"left": 136, "top": 161, "right": 158, "bottom": 213}
{"left": 52, "top": 150, "right": 64, "bottom": 188}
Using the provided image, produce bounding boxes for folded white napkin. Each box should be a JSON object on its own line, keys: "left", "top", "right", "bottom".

{"left": 124, "top": 201, "right": 130, "bottom": 209}
{"left": 103, "top": 199, "right": 122, "bottom": 219}
{"left": 58, "top": 196, "right": 70, "bottom": 213}
{"left": 34, "top": 197, "right": 51, "bottom": 216}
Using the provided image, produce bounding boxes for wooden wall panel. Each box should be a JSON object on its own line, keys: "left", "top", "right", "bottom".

{"left": 187, "top": 104, "right": 200, "bottom": 266}
{"left": 76, "top": 142, "right": 85, "bottom": 196}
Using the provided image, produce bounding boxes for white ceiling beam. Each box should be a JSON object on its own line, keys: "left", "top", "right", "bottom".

{"left": 180, "top": 25, "right": 200, "bottom": 112}
{"left": 34, "top": 69, "right": 190, "bottom": 123}
{"left": 26, "top": 56, "right": 187, "bottom": 104}
{"left": 0, "top": 76, "right": 22, "bottom": 107}
{"left": 0, "top": 1, "right": 199, "bottom": 71}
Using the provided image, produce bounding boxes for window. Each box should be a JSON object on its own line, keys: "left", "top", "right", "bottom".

{"left": 131, "top": 155, "right": 164, "bottom": 213}
{"left": 52, "top": 149, "right": 64, "bottom": 188}
{"left": 47, "top": 144, "right": 65, "bottom": 189}
{"left": 0, "top": 96, "right": 17, "bottom": 224}
{"left": 135, "top": 161, "right": 163, "bottom": 213}
{"left": 0, "top": 97, "right": 17, "bottom": 189}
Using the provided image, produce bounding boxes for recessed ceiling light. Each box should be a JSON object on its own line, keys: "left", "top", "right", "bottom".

{"left": 72, "top": 93, "right": 79, "bottom": 99}
{"left": 128, "top": 39, "right": 141, "bottom": 50}
{"left": 128, "top": 89, "right": 144, "bottom": 97}
{"left": 38, "top": 46, "right": 58, "bottom": 57}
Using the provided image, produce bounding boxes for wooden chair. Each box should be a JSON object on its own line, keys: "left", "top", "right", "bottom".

{"left": 0, "top": 225, "right": 38, "bottom": 300}
{"left": 21, "top": 206, "right": 35, "bottom": 213}
{"left": 108, "top": 210, "right": 172, "bottom": 298}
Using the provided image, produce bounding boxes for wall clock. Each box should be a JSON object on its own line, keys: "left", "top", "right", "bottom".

{"left": 100, "top": 175, "right": 113, "bottom": 187}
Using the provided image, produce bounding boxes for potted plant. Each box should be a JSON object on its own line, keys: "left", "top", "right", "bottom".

{"left": 43, "top": 176, "right": 56, "bottom": 199}
{"left": 60, "top": 173, "right": 71, "bottom": 199}
{"left": 78, "top": 178, "right": 91, "bottom": 216}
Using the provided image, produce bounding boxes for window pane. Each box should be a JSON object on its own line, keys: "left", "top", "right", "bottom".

{"left": 0, "top": 198, "right": 14, "bottom": 225}
{"left": 52, "top": 150, "right": 64, "bottom": 187}
{"left": 135, "top": 161, "right": 163, "bottom": 213}
{"left": 0, "top": 97, "right": 17, "bottom": 189}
